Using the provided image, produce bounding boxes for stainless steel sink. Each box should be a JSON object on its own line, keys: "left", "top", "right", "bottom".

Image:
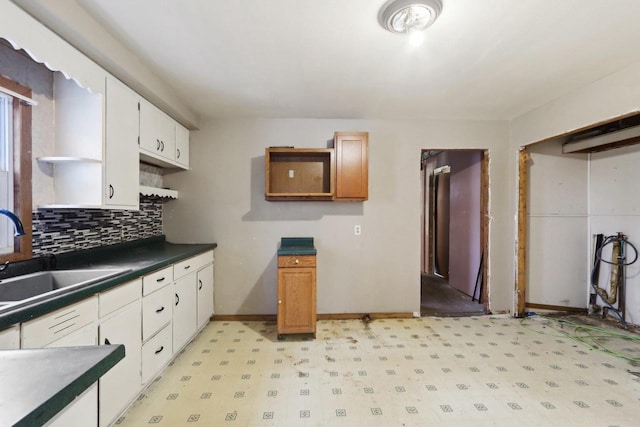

{"left": 0, "top": 269, "right": 129, "bottom": 304}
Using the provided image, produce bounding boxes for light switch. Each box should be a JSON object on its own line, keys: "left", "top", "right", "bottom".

{"left": 289, "top": 169, "right": 294, "bottom": 178}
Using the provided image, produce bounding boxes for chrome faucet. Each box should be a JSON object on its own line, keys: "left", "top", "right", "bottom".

{"left": 0, "top": 209, "right": 25, "bottom": 236}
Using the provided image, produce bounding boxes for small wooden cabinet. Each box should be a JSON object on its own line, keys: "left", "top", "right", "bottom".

{"left": 265, "top": 148, "right": 334, "bottom": 201}
{"left": 334, "top": 132, "right": 368, "bottom": 201}
{"left": 264, "top": 131, "right": 368, "bottom": 201}
{"left": 277, "top": 254, "right": 316, "bottom": 339}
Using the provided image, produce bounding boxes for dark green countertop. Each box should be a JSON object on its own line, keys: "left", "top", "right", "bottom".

{"left": 0, "top": 236, "right": 217, "bottom": 329}
{"left": 277, "top": 237, "right": 316, "bottom": 255}
{"left": 0, "top": 345, "right": 124, "bottom": 427}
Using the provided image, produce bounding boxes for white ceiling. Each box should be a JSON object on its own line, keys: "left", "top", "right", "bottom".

{"left": 28, "top": 1, "right": 640, "bottom": 120}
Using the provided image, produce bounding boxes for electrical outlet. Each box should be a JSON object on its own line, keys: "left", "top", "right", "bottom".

{"left": 354, "top": 225, "right": 361, "bottom": 236}
{"left": 289, "top": 169, "right": 294, "bottom": 178}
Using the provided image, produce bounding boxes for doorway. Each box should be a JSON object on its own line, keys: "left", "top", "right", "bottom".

{"left": 420, "top": 149, "right": 489, "bottom": 316}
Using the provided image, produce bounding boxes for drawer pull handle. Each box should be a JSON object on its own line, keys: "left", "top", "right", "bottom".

{"left": 295, "top": 259, "right": 299, "bottom": 264}
{"left": 104, "top": 338, "right": 111, "bottom": 345}
{"left": 175, "top": 293, "right": 180, "bottom": 306}
{"left": 156, "top": 306, "right": 165, "bottom": 313}
{"left": 156, "top": 277, "right": 165, "bottom": 283}
{"left": 155, "top": 346, "right": 164, "bottom": 354}
{"left": 198, "top": 279, "right": 203, "bottom": 290}
{"left": 184, "top": 265, "right": 191, "bottom": 270}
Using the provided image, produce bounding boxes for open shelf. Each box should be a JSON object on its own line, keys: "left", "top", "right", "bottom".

{"left": 139, "top": 185, "right": 178, "bottom": 200}
{"left": 265, "top": 148, "right": 334, "bottom": 201}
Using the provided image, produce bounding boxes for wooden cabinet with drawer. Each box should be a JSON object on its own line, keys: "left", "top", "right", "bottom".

{"left": 277, "top": 255, "right": 316, "bottom": 339}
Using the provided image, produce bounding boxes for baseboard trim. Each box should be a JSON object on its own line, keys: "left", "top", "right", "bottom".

{"left": 210, "top": 312, "right": 415, "bottom": 322}
{"left": 525, "top": 303, "right": 588, "bottom": 313}
{"left": 317, "top": 312, "right": 414, "bottom": 320}
{"left": 211, "top": 314, "right": 276, "bottom": 321}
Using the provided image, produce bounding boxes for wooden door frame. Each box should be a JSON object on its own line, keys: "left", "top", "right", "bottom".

{"left": 420, "top": 149, "right": 490, "bottom": 310}
{"left": 515, "top": 148, "right": 529, "bottom": 317}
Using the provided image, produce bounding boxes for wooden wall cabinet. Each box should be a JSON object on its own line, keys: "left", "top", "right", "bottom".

{"left": 264, "top": 132, "right": 368, "bottom": 201}
{"left": 265, "top": 148, "right": 334, "bottom": 200}
{"left": 334, "top": 132, "right": 368, "bottom": 201}
{"left": 277, "top": 255, "right": 316, "bottom": 339}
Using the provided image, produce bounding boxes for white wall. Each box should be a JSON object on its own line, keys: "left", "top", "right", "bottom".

{"left": 590, "top": 144, "right": 640, "bottom": 325}
{"left": 526, "top": 141, "right": 589, "bottom": 307}
{"left": 164, "top": 118, "right": 512, "bottom": 316}
{"left": 511, "top": 59, "right": 640, "bottom": 323}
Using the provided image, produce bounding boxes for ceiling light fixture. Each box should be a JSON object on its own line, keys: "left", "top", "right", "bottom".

{"left": 379, "top": 0, "right": 443, "bottom": 35}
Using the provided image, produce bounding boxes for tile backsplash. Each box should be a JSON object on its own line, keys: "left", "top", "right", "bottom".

{"left": 32, "top": 196, "right": 163, "bottom": 256}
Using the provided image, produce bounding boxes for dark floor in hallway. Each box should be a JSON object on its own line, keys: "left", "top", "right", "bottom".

{"left": 420, "top": 273, "right": 485, "bottom": 316}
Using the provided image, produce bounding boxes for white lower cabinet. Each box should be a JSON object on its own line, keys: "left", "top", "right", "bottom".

{"left": 44, "top": 321, "right": 99, "bottom": 427}
{"left": 46, "top": 384, "right": 98, "bottom": 427}
{"left": 173, "top": 273, "right": 197, "bottom": 353}
{"left": 21, "top": 297, "right": 98, "bottom": 349}
{"left": 0, "top": 324, "right": 20, "bottom": 349}
{"left": 141, "top": 324, "right": 172, "bottom": 384}
{"left": 141, "top": 268, "right": 174, "bottom": 384}
{"left": 142, "top": 284, "right": 173, "bottom": 341}
{"left": 98, "top": 300, "right": 142, "bottom": 427}
{"left": 5, "top": 250, "right": 215, "bottom": 426}
{"left": 197, "top": 264, "right": 215, "bottom": 329}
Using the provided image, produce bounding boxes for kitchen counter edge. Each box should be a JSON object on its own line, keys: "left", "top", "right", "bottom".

{"left": 0, "top": 237, "right": 217, "bottom": 329}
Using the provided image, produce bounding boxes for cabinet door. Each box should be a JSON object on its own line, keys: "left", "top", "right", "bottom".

{"left": 0, "top": 325, "right": 20, "bottom": 349}
{"left": 141, "top": 324, "right": 172, "bottom": 384}
{"left": 99, "top": 301, "right": 142, "bottom": 427}
{"left": 139, "top": 99, "right": 176, "bottom": 162}
{"left": 334, "top": 132, "right": 368, "bottom": 200}
{"left": 175, "top": 123, "right": 190, "bottom": 168}
{"left": 277, "top": 267, "right": 316, "bottom": 334}
{"left": 105, "top": 77, "right": 139, "bottom": 209}
{"left": 173, "top": 273, "right": 197, "bottom": 352}
{"left": 197, "top": 264, "right": 214, "bottom": 329}
{"left": 46, "top": 384, "right": 98, "bottom": 427}
{"left": 43, "top": 323, "right": 99, "bottom": 427}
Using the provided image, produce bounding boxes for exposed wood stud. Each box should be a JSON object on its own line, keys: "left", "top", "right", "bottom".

{"left": 516, "top": 148, "right": 530, "bottom": 317}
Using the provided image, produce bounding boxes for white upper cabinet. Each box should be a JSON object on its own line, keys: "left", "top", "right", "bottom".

{"left": 140, "top": 99, "right": 189, "bottom": 170}
{"left": 105, "top": 77, "right": 139, "bottom": 209}
{"left": 175, "top": 123, "right": 190, "bottom": 169}
{"left": 39, "top": 74, "right": 140, "bottom": 210}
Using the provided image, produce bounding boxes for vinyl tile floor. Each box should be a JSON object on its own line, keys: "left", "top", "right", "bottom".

{"left": 116, "top": 316, "right": 640, "bottom": 427}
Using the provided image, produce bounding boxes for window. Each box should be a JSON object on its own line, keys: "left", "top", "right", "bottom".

{"left": 0, "top": 92, "right": 14, "bottom": 253}
{"left": 0, "top": 75, "right": 32, "bottom": 262}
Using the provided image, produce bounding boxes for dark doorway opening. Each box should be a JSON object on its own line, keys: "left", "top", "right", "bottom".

{"left": 420, "top": 149, "right": 489, "bottom": 316}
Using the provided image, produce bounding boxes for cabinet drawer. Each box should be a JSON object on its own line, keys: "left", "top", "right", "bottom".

{"left": 174, "top": 251, "right": 214, "bottom": 280}
{"left": 22, "top": 297, "right": 98, "bottom": 349}
{"left": 141, "top": 324, "right": 172, "bottom": 384}
{"left": 99, "top": 278, "right": 142, "bottom": 318}
{"left": 278, "top": 255, "right": 316, "bottom": 268}
{"left": 142, "top": 265, "right": 173, "bottom": 296}
{"left": 142, "top": 285, "right": 173, "bottom": 341}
